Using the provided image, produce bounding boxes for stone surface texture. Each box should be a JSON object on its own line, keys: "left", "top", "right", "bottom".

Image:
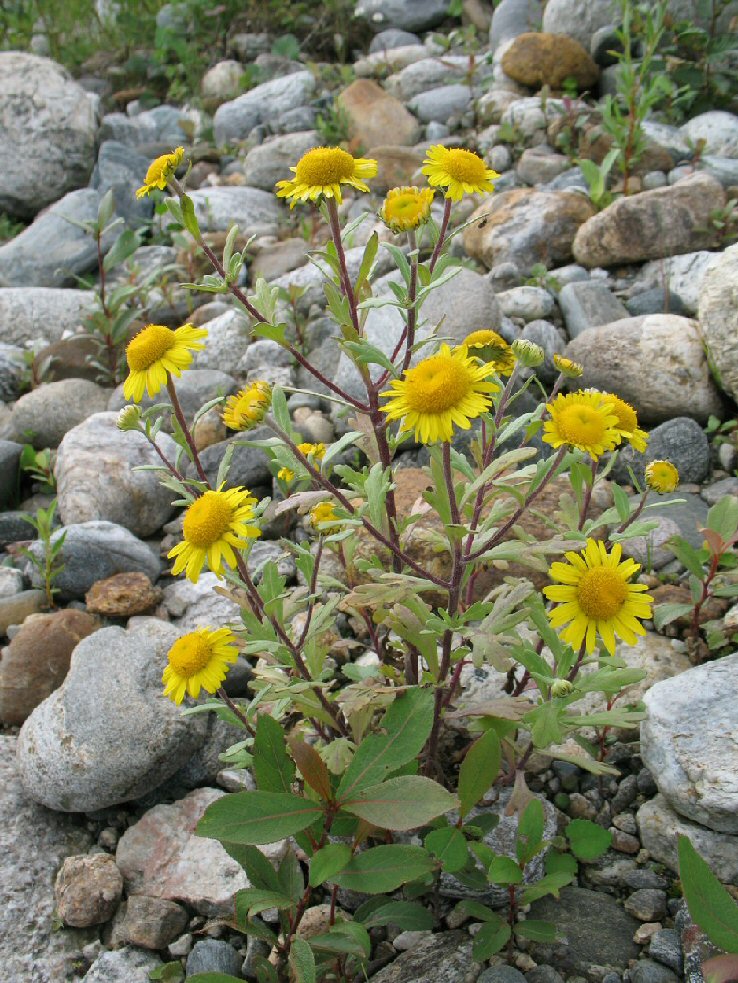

{"left": 502, "top": 32, "right": 599, "bottom": 88}
{"left": 54, "top": 853, "right": 123, "bottom": 927}
{"left": 698, "top": 240, "right": 738, "bottom": 403}
{"left": 0, "top": 378, "right": 110, "bottom": 448}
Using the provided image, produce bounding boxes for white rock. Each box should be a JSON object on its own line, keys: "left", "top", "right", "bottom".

{"left": 681, "top": 110, "right": 738, "bottom": 158}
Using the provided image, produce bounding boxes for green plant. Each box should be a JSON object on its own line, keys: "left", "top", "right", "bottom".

{"left": 577, "top": 147, "right": 620, "bottom": 211}
{"left": 524, "top": 263, "right": 562, "bottom": 293}
{"left": 19, "top": 444, "right": 56, "bottom": 494}
{"left": 678, "top": 835, "right": 738, "bottom": 983}
{"left": 0, "top": 212, "right": 24, "bottom": 243}
{"left": 19, "top": 501, "right": 66, "bottom": 609}
{"left": 708, "top": 197, "right": 738, "bottom": 246}
{"left": 315, "top": 100, "right": 353, "bottom": 149}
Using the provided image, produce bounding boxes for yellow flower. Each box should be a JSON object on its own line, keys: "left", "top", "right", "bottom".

{"left": 381, "top": 343, "right": 499, "bottom": 444}
{"left": 310, "top": 501, "right": 341, "bottom": 532}
{"left": 275, "top": 146, "right": 378, "bottom": 207}
{"left": 645, "top": 460, "right": 679, "bottom": 493}
{"left": 421, "top": 145, "right": 499, "bottom": 201}
{"left": 553, "top": 354, "right": 583, "bottom": 379}
{"left": 599, "top": 393, "right": 649, "bottom": 453}
{"left": 462, "top": 329, "right": 516, "bottom": 376}
{"left": 380, "top": 186, "right": 435, "bottom": 233}
{"left": 222, "top": 381, "right": 272, "bottom": 431}
{"left": 168, "top": 487, "right": 261, "bottom": 583}
{"left": 297, "top": 442, "right": 327, "bottom": 460}
{"left": 136, "top": 146, "right": 185, "bottom": 198}
{"left": 543, "top": 539, "right": 654, "bottom": 655}
{"left": 543, "top": 390, "right": 621, "bottom": 460}
{"left": 277, "top": 467, "right": 295, "bottom": 483}
{"left": 123, "top": 323, "right": 207, "bottom": 402}
{"left": 162, "top": 627, "right": 238, "bottom": 704}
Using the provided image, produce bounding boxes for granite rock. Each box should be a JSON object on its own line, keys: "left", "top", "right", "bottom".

{"left": 0, "top": 379, "right": 110, "bottom": 449}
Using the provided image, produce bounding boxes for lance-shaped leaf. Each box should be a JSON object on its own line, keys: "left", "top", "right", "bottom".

{"left": 197, "top": 791, "right": 324, "bottom": 845}
{"left": 340, "top": 775, "right": 457, "bottom": 831}
{"left": 678, "top": 834, "right": 738, "bottom": 953}
{"left": 333, "top": 845, "right": 435, "bottom": 894}
{"left": 289, "top": 736, "right": 333, "bottom": 801}
{"left": 458, "top": 729, "right": 501, "bottom": 818}
{"left": 253, "top": 715, "right": 295, "bottom": 793}
{"left": 309, "top": 844, "right": 353, "bottom": 887}
{"left": 288, "top": 937, "right": 316, "bottom": 983}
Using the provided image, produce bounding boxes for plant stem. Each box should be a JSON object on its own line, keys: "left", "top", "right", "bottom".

{"left": 216, "top": 687, "right": 256, "bottom": 737}
{"left": 166, "top": 377, "right": 209, "bottom": 485}
{"left": 429, "top": 198, "right": 452, "bottom": 273}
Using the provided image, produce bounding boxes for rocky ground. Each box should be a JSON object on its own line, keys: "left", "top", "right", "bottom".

{"left": 1, "top": 0, "right": 738, "bottom": 980}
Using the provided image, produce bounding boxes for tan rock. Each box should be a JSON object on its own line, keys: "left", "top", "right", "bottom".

{"left": 54, "top": 853, "right": 123, "bottom": 927}
{"left": 111, "top": 895, "right": 188, "bottom": 950}
{"left": 502, "top": 32, "right": 599, "bottom": 89}
{"left": 0, "top": 589, "right": 45, "bottom": 636}
{"left": 337, "top": 79, "right": 421, "bottom": 151}
{"left": 251, "top": 238, "right": 309, "bottom": 282}
{"left": 85, "top": 572, "right": 161, "bottom": 618}
{"left": 0, "top": 608, "right": 99, "bottom": 725}
{"left": 368, "top": 146, "right": 425, "bottom": 192}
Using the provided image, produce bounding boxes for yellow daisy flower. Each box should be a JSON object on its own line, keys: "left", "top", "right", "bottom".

{"left": 123, "top": 323, "right": 207, "bottom": 402}
{"left": 380, "top": 186, "right": 435, "bottom": 233}
{"left": 543, "top": 390, "right": 621, "bottom": 460}
{"left": 645, "top": 460, "right": 679, "bottom": 493}
{"left": 222, "top": 381, "right": 272, "bottom": 431}
{"left": 552, "top": 354, "right": 583, "bottom": 379}
{"left": 168, "top": 487, "right": 261, "bottom": 583}
{"left": 275, "top": 146, "right": 378, "bottom": 207}
{"left": 277, "top": 467, "right": 295, "bottom": 483}
{"left": 310, "top": 501, "right": 342, "bottom": 532}
{"left": 162, "top": 626, "right": 239, "bottom": 704}
{"left": 136, "top": 146, "right": 185, "bottom": 198}
{"left": 297, "top": 442, "right": 327, "bottom": 460}
{"left": 543, "top": 539, "right": 654, "bottom": 655}
{"left": 380, "top": 343, "right": 499, "bottom": 444}
{"left": 421, "top": 145, "right": 499, "bottom": 201}
{"left": 599, "top": 393, "right": 649, "bottom": 453}
{"left": 461, "top": 329, "right": 516, "bottom": 376}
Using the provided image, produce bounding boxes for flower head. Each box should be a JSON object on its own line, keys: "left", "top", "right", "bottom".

{"left": 136, "top": 147, "right": 184, "bottom": 198}
{"left": 599, "top": 393, "right": 649, "bottom": 453}
{"left": 543, "top": 539, "right": 654, "bottom": 655}
{"left": 223, "top": 381, "right": 272, "bottom": 431}
{"left": 168, "top": 487, "right": 261, "bottom": 583}
{"left": 543, "top": 390, "right": 621, "bottom": 460}
{"left": 162, "top": 627, "right": 238, "bottom": 704}
{"left": 275, "top": 146, "right": 378, "bottom": 207}
{"left": 310, "top": 501, "right": 341, "bottom": 532}
{"left": 123, "top": 323, "right": 207, "bottom": 402}
{"left": 117, "top": 404, "right": 142, "bottom": 432}
{"left": 422, "top": 145, "right": 499, "bottom": 201}
{"left": 277, "top": 467, "right": 295, "bottom": 483}
{"left": 511, "top": 338, "right": 545, "bottom": 368}
{"left": 553, "top": 354, "right": 583, "bottom": 379}
{"left": 297, "top": 442, "right": 327, "bottom": 461}
{"left": 381, "top": 343, "right": 499, "bottom": 444}
{"left": 645, "top": 460, "right": 679, "bottom": 493}
{"left": 462, "top": 329, "right": 516, "bottom": 376}
{"left": 380, "top": 186, "right": 434, "bottom": 233}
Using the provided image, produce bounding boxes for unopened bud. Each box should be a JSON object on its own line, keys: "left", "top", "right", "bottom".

{"left": 551, "top": 679, "right": 574, "bottom": 698}
{"left": 511, "top": 338, "right": 545, "bottom": 368}
{"left": 117, "top": 404, "right": 142, "bottom": 431}
{"left": 553, "top": 353, "right": 584, "bottom": 378}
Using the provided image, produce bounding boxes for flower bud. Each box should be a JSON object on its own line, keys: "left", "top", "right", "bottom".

{"left": 553, "top": 353, "right": 584, "bottom": 378}
{"left": 551, "top": 679, "right": 574, "bottom": 698}
{"left": 511, "top": 338, "right": 545, "bottom": 368}
{"left": 117, "top": 404, "right": 142, "bottom": 431}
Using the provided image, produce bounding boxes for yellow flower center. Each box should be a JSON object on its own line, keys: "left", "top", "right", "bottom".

{"left": 183, "top": 492, "right": 234, "bottom": 548}
{"left": 576, "top": 567, "right": 628, "bottom": 621}
{"left": 556, "top": 404, "right": 608, "bottom": 445}
{"left": 127, "top": 324, "right": 176, "bottom": 371}
{"left": 295, "top": 147, "right": 355, "bottom": 187}
{"left": 167, "top": 633, "right": 214, "bottom": 677}
{"left": 445, "top": 148, "right": 488, "bottom": 185}
{"left": 404, "top": 354, "right": 473, "bottom": 413}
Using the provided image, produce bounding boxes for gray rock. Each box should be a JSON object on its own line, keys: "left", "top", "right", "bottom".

{"left": 193, "top": 425, "right": 273, "bottom": 490}
{"left": 0, "top": 287, "right": 95, "bottom": 346}
{"left": 630, "top": 960, "right": 678, "bottom": 983}
{"left": 517, "top": 147, "right": 572, "bottom": 185}
{"left": 632, "top": 251, "right": 721, "bottom": 317}
{"left": 525, "top": 969, "right": 564, "bottom": 983}
{"left": 698, "top": 241, "right": 738, "bottom": 403}
{"left": 564, "top": 314, "right": 723, "bottom": 425}
{"left": 230, "top": 32, "right": 271, "bottom": 60}
{"left": 558, "top": 280, "right": 629, "bottom": 338}
{"left": 108, "top": 368, "right": 237, "bottom": 425}
{"left": 649, "top": 928, "right": 683, "bottom": 974}
{"left": 186, "top": 939, "right": 243, "bottom": 977}
{"left": 620, "top": 516, "right": 681, "bottom": 571}
{"left": 0, "top": 379, "right": 109, "bottom": 449}
{"left": 24, "top": 521, "right": 161, "bottom": 601}
{"left": 369, "top": 29, "right": 421, "bottom": 52}
{"left": 82, "top": 947, "right": 163, "bottom": 982}
{"left": 497, "top": 285, "right": 554, "bottom": 320}
{"left": 542, "top": 0, "right": 618, "bottom": 50}
{"left": 355, "top": 0, "right": 450, "bottom": 33}
{"left": 243, "top": 130, "right": 318, "bottom": 191}
{"left": 407, "top": 84, "right": 472, "bottom": 124}
{"left": 386, "top": 56, "right": 494, "bottom": 102}
{"left": 162, "top": 571, "right": 243, "bottom": 630}
{"left": 0, "top": 343, "right": 26, "bottom": 402}
{"left": 0, "top": 735, "right": 95, "bottom": 982}
{"left": 56, "top": 412, "right": 176, "bottom": 537}
{"left": 92, "top": 140, "right": 153, "bottom": 228}
{"left": 624, "top": 889, "right": 667, "bottom": 922}
{"left": 355, "top": 43, "right": 432, "bottom": 78}
{"left": 0, "top": 189, "right": 112, "bottom": 289}
{"left": 192, "top": 308, "right": 252, "bottom": 374}
{"left": 703, "top": 476, "right": 738, "bottom": 506}
{"left": 681, "top": 110, "right": 738, "bottom": 158}
{"left": 186, "top": 185, "right": 281, "bottom": 235}
{"left": 112, "top": 895, "right": 188, "bottom": 950}
{"left": 625, "top": 288, "right": 687, "bottom": 318}
{"left": 0, "top": 567, "right": 23, "bottom": 599}
{"left": 201, "top": 59, "right": 244, "bottom": 106}
{"left": 366, "top": 931, "right": 473, "bottom": 983}
{"left": 100, "top": 103, "right": 200, "bottom": 147}
{"left": 635, "top": 491, "right": 707, "bottom": 550}
{"left": 214, "top": 71, "right": 316, "bottom": 144}
{"left": 701, "top": 155, "right": 738, "bottom": 188}
{"left": 641, "top": 121, "right": 690, "bottom": 163}
{"left": 641, "top": 652, "right": 738, "bottom": 833}
{"left": 478, "top": 967, "right": 528, "bottom": 983}
{"left": 0, "top": 53, "right": 97, "bottom": 219}
{"left": 490, "top": 0, "right": 543, "bottom": 52}
{"left": 0, "top": 439, "right": 22, "bottom": 509}
{"left": 17, "top": 620, "right": 207, "bottom": 812}
{"left": 611, "top": 417, "right": 711, "bottom": 487}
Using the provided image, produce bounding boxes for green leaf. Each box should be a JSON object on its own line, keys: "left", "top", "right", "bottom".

{"left": 180, "top": 193, "right": 201, "bottom": 239}
{"left": 103, "top": 227, "right": 141, "bottom": 272}
{"left": 337, "top": 688, "right": 434, "bottom": 799}
{"left": 488, "top": 856, "right": 523, "bottom": 885}
{"left": 516, "top": 799, "right": 545, "bottom": 865}
{"left": 667, "top": 537, "right": 706, "bottom": 580}
{"left": 289, "top": 736, "right": 333, "bottom": 801}
{"left": 458, "top": 730, "right": 501, "bottom": 819}
{"left": 253, "top": 715, "right": 295, "bottom": 793}
{"left": 707, "top": 496, "right": 738, "bottom": 541}
{"left": 196, "top": 791, "right": 323, "bottom": 845}
{"left": 653, "top": 601, "right": 694, "bottom": 631}
{"left": 278, "top": 848, "right": 304, "bottom": 903}
{"left": 333, "top": 845, "right": 435, "bottom": 894}
{"left": 678, "top": 834, "right": 738, "bottom": 952}
{"left": 515, "top": 919, "right": 559, "bottom": 942}
{"left": 187, "top": 976, "right": 244, "bottom": 983}
{"left": 424, "top": 827, "right": 469, "bottom": 873}
{"left": 472, "top": 919, "right": 511, "bottom": 961}
{"left": 703, "top": 954, "right": 738, "bottom": 983}
{"left": 341, "top": 775, "right": 457, "bottom": 830}
{"left": 566, "top": 819, "right": 612, "bottom": 862}
{"left": 235, "top": 888, "right": 294, "bottom": 918}
{"left": 612, "top": 482, "right": 631, "bottom": 524}
{"left": 288, "top": 937, "right": 316, "bottom": 983}
{"left": 526, "top": 703, "right": 565, "bottom": 748}
{"left": 454, "top": 899, "right": 498, "bottom": 923}
{"left": 224, "top": 844, "right": 282, "bottom": 892}
{"left": 520, "top": 871, "right": 573, "bottom": 904}
{"left": 149, "top": 963, "right": 185, "bottom": 982}
{"left": 544, "top": 851, "right": 578, "bottom": 876}
{"left": 309, "top": 921, "right": 371, "bottom": 958}
{"left": 309, "top": 844, "right": 352, "bottom": 886}
{"left": 354, "top": 899, "right": 433, "bottom": 931}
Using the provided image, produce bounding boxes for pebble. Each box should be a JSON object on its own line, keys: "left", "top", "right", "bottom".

{"left": 630, "top": 958, "right": 679, "bottom": 983}
{"left": 624, "top": 889, "right": 667, "bottom": 922}
{"left": 634, "top": 923, "right": 662, "bottom": 945}
{"left": 54, "top": 853, "right": 123, "bottom": 927}
{"left": 112, "top": 896, "right": 188, "bottom": 950}
{"left": 648, "top": 929, "right": 683, "bottom": 974}
{"left": 610, "top": 830, "right": 641, "bottom": 854}
{"left": 186, "top": 939, "right": 243, "bottom": 977}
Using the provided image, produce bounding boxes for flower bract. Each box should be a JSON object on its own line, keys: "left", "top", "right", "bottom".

{"left": 136, "top": 146, "right": 184, "bottom": 198}
{"left": 599, "top": 393, "right": 649, "bottom": 453}
{"left": 380, "top": 186, "right": 434, "bottom": 233}
{"left": 543, "top": 390, "right": 621, "bottom": 460}
{"left": 275, "top": 146, "right": 378, "bottom": 207}
{"left": 645, "top": 460, "right": 679, "bottom": 493}
{"left": 123, "top": 323, "right": 207, "bottom": 402}
{"left": 421, "top": 145, "right": 499, "bottom": 201}
{"left": 168, "top": 487, "right": 261, "bottom": 582}
{"left": 381, "top": 343, "right": 499, "bottom": 444}
{"left": 223, "top": 381, "right": 272, "bottom": 431}
{"left": 543, "top": 539, "right": 654, "bottom": 655}
{"left": 462, "top": 329, "right": 516, "bottom": 376}
{"left": 162, "top": 626, "right": 238, "bottom": 704}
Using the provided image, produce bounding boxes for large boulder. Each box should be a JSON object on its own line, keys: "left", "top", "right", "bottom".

{"left": 337, "top": 79, "right": 420, "bottom": 148}
{"left": 541, "top": 0, "right": 617, "bottom": 50}
{"left": 213, "top": 71, "right": 315, "bottom": 144}
{"left": 17, "top": 620, "right": 208, "bottom": 812}
{"left": 185, "top": 186, "right": 280, "bottom": 235}
{"left": 354, "top": 0, "right": 450, "bottom": 33}
{"left": 243, "top": 130, "right": 318, "bottom": 191}
{"left": 0, "top": 288, "right": 95, "bottom": 346}
{"left": 0, "top": 379, "right": 110, "bottom": 449}
{"left": 0, "top": 53, "right": 97, "bottom": 219}
{"left": 698, "top": 241, "right": 738, "bottom": 404}
{"left": 502, "top": 32, "right": 599, "bottom": 89}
